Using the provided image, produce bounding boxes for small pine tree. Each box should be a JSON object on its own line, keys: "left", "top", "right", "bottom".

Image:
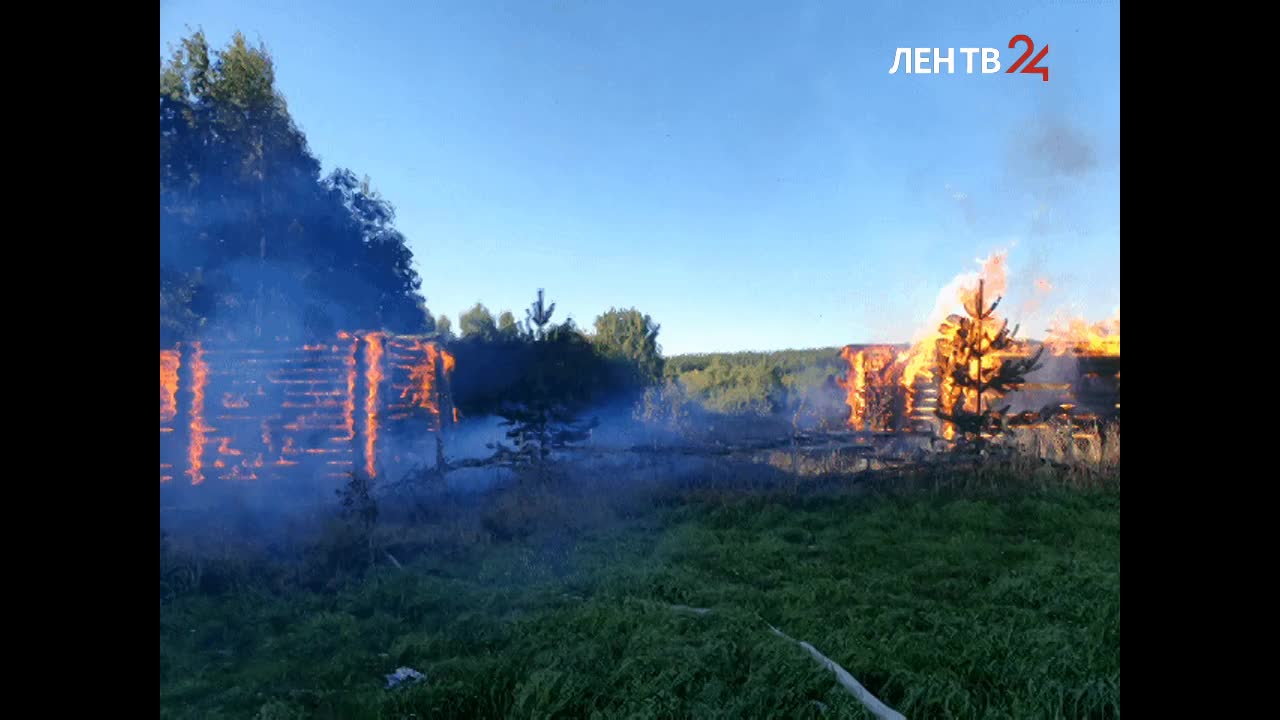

{"left": 495, "top": 401, "right": 595, "bottom": 482}
{"left": 935, "top": 280, "right": 1043, "bottom": 448}
{"left": 491, "top": 289, "right": 595, "bottom": 481}
{"left": 521, "top": 288, "right": 556, "bottom": 341}
{"left": 336, "top": 470, "right": 378, "bottom": 567}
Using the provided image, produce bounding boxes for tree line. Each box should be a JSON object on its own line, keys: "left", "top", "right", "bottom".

{"left": 161, "top": 31, "right": 431, "bottom": 344}
{"left": 446, "top": 294, "right": 664, "bottom": 418}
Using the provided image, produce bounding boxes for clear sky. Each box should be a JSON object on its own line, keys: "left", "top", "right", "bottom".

{"left": 160, "top": 0, "right": 1119, "bottom": 356}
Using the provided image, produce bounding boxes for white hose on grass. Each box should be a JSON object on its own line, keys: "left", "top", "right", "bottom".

{"left": 659, "top": 603, "right": 906, "bottom": 720}
{"left": 767, "top": 623, "right": 906, "bottom": 720}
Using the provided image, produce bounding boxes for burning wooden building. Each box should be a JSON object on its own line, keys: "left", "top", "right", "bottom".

{"left": 825, "top": 250, "right": 1121, "bottom": 441}
{"left": 834, "top": 320, "right": 1120, "bottom": 439}
{"left": 159, "top": 332, "right": 456, "bottom": 490}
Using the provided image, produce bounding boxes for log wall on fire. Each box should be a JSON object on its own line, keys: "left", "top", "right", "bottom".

{"left": 159, "top": 333, "right": 455, "bottom": 488}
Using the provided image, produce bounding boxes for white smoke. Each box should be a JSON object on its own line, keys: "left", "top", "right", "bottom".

{"left": 910, "top": 249, "right": 1010, "bottom": 344}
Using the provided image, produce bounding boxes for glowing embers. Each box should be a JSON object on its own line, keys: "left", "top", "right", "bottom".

{"left": 273, "top": 436, "right": 300, "bottom": 467}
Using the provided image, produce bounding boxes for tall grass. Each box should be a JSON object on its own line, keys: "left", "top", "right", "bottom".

{"left": 162, "top": 430, "right": 1119, "bottom": 719}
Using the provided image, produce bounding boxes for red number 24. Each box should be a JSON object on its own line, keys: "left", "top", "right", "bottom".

{"left": 1006, "top": 35, "right": 1049, "bottom": 82}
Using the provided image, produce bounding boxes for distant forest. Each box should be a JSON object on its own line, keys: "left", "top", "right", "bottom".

{"left": 664, "top": 348, "right": 849, "bottom": 417}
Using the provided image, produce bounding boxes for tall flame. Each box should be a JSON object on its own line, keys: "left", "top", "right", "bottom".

{"left": 836, "top": 346, "right": 900, "bottom": 430}
{"left": 186, "top": 342, "right": 210, "bottom": 485}
{"left": 364, "top": 333, "right": 384, "bottom": 477}
{"left": 343, "top": 335, "right": 357, "bottom": 440}
{"left": 160, "top": 349, "right": 180, "bottom": 423}
{"left": 835, "top": 347, "right": 867, "bottom": 429}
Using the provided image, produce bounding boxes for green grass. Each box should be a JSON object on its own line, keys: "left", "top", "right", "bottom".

{"left": 160, "top": 483, "right": 1119, "bottom": 719}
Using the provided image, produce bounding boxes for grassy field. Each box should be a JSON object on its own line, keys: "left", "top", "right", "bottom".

{"left": 160, "top": 476, "right": 1119, "bottom": 719}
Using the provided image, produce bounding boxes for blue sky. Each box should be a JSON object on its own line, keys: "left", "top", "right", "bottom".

{"left": 160, "top": 0, "right": 1119, "bottom": 356}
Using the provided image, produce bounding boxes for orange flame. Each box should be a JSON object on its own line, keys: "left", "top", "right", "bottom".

{"left": 186, "top": 343, "right": 210, "bottom": 485}
{"left": 836, "top": 346, "right": 899, "bottom": 431}
{"left": 217, "top": 437, "right": 242, "bottom": 456}
{"left": 402, "top": 340, "right": 441, "bottom": 420}
{"left": 899, "top": 342, "right": 938, "bottom": 416}
{"left": 276, "top": 436, "right": 300, "bottom": 466}
{"left": 1046, "top": 315, "right": 1120, "bottom": 357}
{"left": 897, "top": 252, "right": 1008, "bottom": 391}
{"left": 343, "top": 335, "right": 357, "bottom": 440}
{"left": 364, "top": 333, "right": 384, "bottom": 477}
{"left": 160, "top": 349, "right": 180, "bottom": 423}
{"left": 835, "top": 347, "right": 867, "bottom": 429}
